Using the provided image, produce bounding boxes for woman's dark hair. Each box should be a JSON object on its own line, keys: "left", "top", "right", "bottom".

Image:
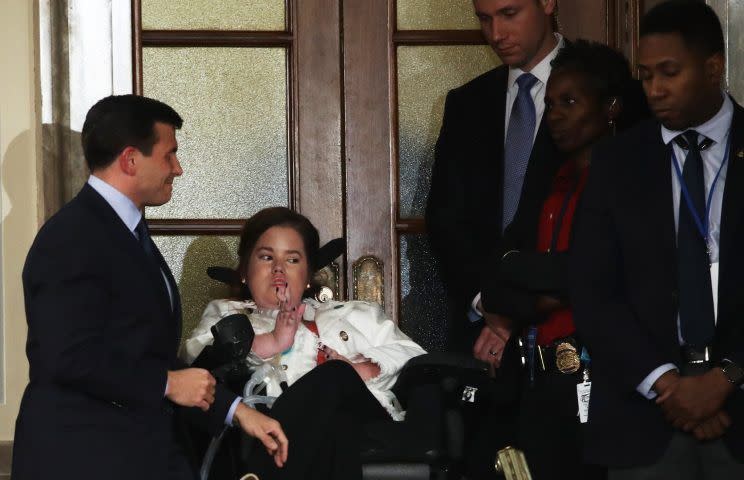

{"left": 236, "top": 207, "right": 320, "bottom": 299}
{"left": 550, "top": 39, "right": 649, "bottom": 132}
{"left": 640, "top": 0, "right": 724, "bottom": 58}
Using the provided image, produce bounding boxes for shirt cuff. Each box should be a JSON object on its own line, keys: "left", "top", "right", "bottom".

{"left": 637, "top": 363, "right": 677, "bottom": 399}
{"left": 164, "top": 379, "right": 168, "bottom": 397}
{"left": 225, "top": 397, "right": 243, "bottom": 426}
{"left": 468, "top": 292, "right": 483, "bottom": 323}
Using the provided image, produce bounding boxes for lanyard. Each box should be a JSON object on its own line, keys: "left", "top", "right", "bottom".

{"left": 670, "top": 135, "right": 731, "bottom": 258}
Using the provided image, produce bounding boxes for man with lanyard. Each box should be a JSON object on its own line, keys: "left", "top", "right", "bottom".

{"left": 571, "top": 1, "right": 744, "bottom": 478}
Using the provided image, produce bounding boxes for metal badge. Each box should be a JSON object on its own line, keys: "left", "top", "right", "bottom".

{"left": 555, "top": 342, "right": 581, "bottom": 374}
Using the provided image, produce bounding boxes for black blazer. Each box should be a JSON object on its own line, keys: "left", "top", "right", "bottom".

{"left": 12, "top": 184, "right": 235, "bottom": 479}
{"left": 426, "top": 65, "right": 562, "bottom": 335}
{"left": 570, "top": 101, "right": 744, "bottom": 467}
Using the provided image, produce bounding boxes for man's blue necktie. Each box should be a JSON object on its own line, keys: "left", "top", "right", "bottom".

{"left": 503, "top": 72, "right": 538, "bottom": 231}
{"left": 136, "top": 218, "right": 175, "bottom": 312}
{"left": 135, "top": 218, "right": 155, "bottom": 260}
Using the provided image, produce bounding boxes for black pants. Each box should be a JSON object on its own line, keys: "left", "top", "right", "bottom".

{"left": 247, "top": 360, "right": 391, "bottom": 480}
{"left": 517, "top": 371, "right": 606, "bottom": 480}
{"left": 463, "top": 336, "right": 522, "bottom": 480}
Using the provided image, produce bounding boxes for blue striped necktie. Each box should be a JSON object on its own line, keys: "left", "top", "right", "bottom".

{"left": 502, "top": 72, "right": 538, "bottom": 231}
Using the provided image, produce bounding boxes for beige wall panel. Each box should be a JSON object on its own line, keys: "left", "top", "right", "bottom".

{"left": 0, "top": 0, "right": 39, "bottom": 440}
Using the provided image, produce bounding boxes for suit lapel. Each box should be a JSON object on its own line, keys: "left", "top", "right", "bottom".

{"left": 79, "top": 184, "right": 174, "bottom": 321}
{"left": 480, "top": 67, "right": 509, "bottom": 230}
{"left": 647, "top": 124, "right": 677, "bottom": 283}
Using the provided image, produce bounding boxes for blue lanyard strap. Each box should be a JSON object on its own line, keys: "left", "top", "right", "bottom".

{"left": 670, "top": 135, "right": 731, "bottom": 250}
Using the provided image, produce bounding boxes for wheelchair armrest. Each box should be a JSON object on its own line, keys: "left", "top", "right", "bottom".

{"left": 391, "top": 353, "right": 490, "bottom": 409}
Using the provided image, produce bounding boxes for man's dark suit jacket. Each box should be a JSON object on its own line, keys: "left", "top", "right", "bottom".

{"left": 425, "top": 65, "right": 562, "bottom": 349}
{"left": 12, "top": 184, "right": 236, "bottom": 479}
{"left": 570, "top": 101, "right": 744, "bottom": 467}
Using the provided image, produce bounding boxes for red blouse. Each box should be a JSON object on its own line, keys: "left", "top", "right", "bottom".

{"left": 534, "top": 161, "right": 589, "bottom": 345}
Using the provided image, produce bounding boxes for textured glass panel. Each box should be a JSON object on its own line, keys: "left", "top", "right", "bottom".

{"left": 397, "top": 0, "right": 480, "bottom": 30}
{"left": 153, "top": 235, "right": 240, "bottom": 344}
{"left": 397, "top": 45, "right": 499, "bottom": 217}
{"left": 142, "top": 0, "right": 285, "bottom": 31}
{"left": 730, "top": 1, "right": 744, "bottom": 104}
{"left": 143, "top": 47, "right": 288, "bottom": 219}
{"left": 399, "top": 234, "right": 449, "bottom": 352}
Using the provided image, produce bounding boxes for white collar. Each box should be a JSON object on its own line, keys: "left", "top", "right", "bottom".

{"left": 507, "top": 33, "right": 564, "bottom": 89}
{"left": 661, "top": 92, "right": 733, "bottom": 146}
{"left": 87, "top": 175, "right": 142, "bottom": 233}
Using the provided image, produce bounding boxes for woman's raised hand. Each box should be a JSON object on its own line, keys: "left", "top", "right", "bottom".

{"left": 271, "top": 284, "right": 305, "bottom": 351}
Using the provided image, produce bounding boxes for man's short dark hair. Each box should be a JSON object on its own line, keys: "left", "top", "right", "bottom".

{"left": 81, "top": 94, "right": 183, "bottom": 171}
{"left": 640, "top": 0, "right": 724, "bottom": 57}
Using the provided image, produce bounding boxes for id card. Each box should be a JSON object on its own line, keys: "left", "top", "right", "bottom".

{"left": 576, "top": 381, "right": 591, "bottom": 423}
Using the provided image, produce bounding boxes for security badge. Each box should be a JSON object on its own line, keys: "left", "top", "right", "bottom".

{"left": 555, "top": 342, "right": 581, "bottom": 374}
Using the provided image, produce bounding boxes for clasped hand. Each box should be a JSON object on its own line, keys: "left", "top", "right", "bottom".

{"left": 654, "top": 368, "right": 734, "bottom": 440}
{"left": 473, "top": 310, "right": 512, "bottom": 368}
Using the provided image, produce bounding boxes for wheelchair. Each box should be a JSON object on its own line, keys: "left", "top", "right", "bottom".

{"left": 189, "top": 309, "right": 529, "bottom": 480}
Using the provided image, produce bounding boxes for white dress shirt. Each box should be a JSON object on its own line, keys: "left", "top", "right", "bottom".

{"left": 637, "top": 93, "right": 734, "bottom": 398}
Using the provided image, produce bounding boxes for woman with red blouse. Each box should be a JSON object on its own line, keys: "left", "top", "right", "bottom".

{"left": 480, "top": 40, "right": 649, "bottom": 480}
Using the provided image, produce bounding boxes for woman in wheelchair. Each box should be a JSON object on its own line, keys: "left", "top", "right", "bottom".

{"left": 183, "top": 207, "right": 426, "bottom": 479}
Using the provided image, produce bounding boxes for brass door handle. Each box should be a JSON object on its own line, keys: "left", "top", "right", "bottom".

{"left": 495, "top": 446, "right": 532, "bottom": 480}
{"left": 352, "top": 255, "right": 384, "bottom": 306}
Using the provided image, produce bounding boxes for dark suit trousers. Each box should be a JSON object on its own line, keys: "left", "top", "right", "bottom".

{"left": 608, "top": 433, "right": 744, "bottom": 480}
{"left": 246, "top": 360, "right": 390, "bottom": 480}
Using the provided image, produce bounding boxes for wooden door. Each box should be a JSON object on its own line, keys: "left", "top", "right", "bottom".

{"left": 133, "top": 0, "right": 638, "bottom": 351}
{"left": 341, "top": 0, "right": 637, "bottom": 351}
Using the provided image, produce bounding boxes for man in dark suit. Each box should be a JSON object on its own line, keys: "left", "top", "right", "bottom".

{"left": 571, "top": 2, "right": 744, "bottom": 478}
{"left": 12, "top": 95, "right": 287, "bottom": 479}
{"left": 426, "top": 1, "right": 563, "bottom": 477}
{"left": 426, "top": 0, "right": 563, "bottom": 361}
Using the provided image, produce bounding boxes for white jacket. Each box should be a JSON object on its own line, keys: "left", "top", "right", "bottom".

{"left": 182, "top": 298, "right": 426, "bottom": 420}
